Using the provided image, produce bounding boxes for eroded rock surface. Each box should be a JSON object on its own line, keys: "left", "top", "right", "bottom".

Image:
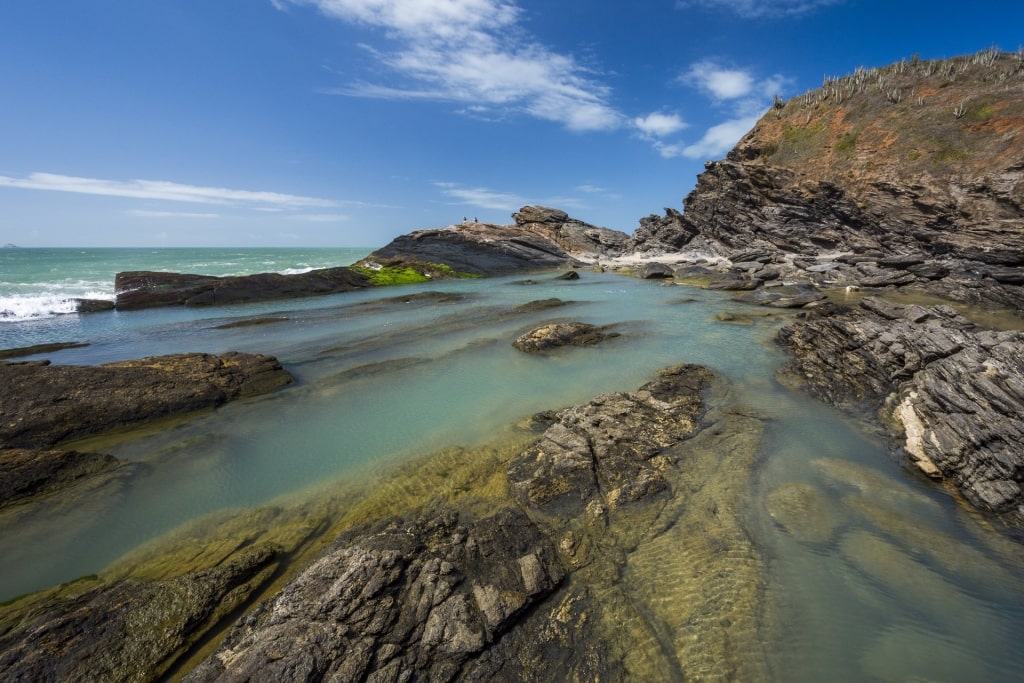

{"left": 626, "top": 51, "right": 1024, "bottom": 311}
{"left": 779, "top": 297, "right": 1024, "bottom": 525}
{"left": 366, "top": 205, "right": 629, "bottom": 276}
{"left": 188, "top": 364, "right": 771, "bottom": 682}
{"left": 512, "top": 322, "right": 619, "bottom": 353}
{"left": 0, "top": 352, "right": 293, "bottom": 450}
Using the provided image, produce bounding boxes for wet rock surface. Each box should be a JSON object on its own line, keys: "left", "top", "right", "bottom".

{"left": 186, "top": 364, "right": 772, "bottom": 682}
{"left": 0, "top": 448, "right": 121, "bottom": 510}
{"left": 114, "top": 267, "right": 369, "bottom": 310}
{"left": 0, "top": 545, "right": 281, "bottom": 683}
{"left": 512, "top": 322, "right": 620, "bottom": 353}
{"left": 778, "top": 297, "right": 1024, "bottom": 525}
{"left": 0, "top": 352, "right": 294, "bottom": 449}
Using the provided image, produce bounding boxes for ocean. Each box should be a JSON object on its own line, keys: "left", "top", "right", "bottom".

{"left": 2, "top": 247, "right": 1024, "bottom": 680}
{"left": 0, "top": 247, "right": 374, "bottom": 322}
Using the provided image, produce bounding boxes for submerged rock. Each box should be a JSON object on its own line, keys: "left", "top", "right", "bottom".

{"left": 187, "top": 364, "right": 772, "bottom": 682}
{"left": 0, "top": 448, "right": 121, "bottom": 510}
{"left": 765, "top": 482, "right": 839, "bottom": 543}
{"left": 512, "top": 322, "right": 619, "bottom": 353}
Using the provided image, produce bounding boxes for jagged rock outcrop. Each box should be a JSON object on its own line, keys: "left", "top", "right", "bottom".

{"left": 366, "top": 205, "right": 629, "bottom": 276}
{"left": 188, "top": 364, "right": 772, "bottom": 681}
{"left": 628, "top": 49, "right": 1024, "bottom": 309}
{"left": 114, "top": 267, "right": 369, "bottom": 310}
{"left": 778, "top": 297, "right": 1024, "bottom": 525}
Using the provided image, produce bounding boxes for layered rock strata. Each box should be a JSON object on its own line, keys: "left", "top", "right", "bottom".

{"left": 366, "top": 205, "right": 629, "bottom": 276}
{"left": 186, "top": 364, "right": 771, "bottom": 681}
{"left": 629, "top": 50, "right": 1024, "bottom": 310}
{"left": 778, "top": 297, "right": 1024, "bottom": 525}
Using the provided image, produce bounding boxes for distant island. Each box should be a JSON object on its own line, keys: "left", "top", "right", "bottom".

{"left": 2, "top": 243, "right": 17, "bottom": 248}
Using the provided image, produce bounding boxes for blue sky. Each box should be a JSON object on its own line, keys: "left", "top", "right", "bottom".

{"left": 1, "top": 0, "right": 1021, "bottom": 247}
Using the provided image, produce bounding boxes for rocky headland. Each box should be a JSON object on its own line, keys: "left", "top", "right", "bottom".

{"left": 359, "top": 204, "right": 630, "bottom": 276}
{"left": 624, "top": 48, "right": 1024, "bottom": 529}
{"left": 2, "top": 48, "right": 1024, "bottom": 682}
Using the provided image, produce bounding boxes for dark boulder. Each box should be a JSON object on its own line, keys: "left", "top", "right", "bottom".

{"left": 114, "top": 267, "right": 369, "bottom": 311}
{"left": 733, "top": 284, "right": 826, "bottom": 308}
{"left": 512, "top": 322, "right": 619, "bottom": 353}
{"left": 0, "top": 352, "right": 293, "bottom": 450}
{"left": 640, "top": 262, "right": 676, "bottom": 279}
{"left": 0, "top": 448, "right": 121, "bottom": 509}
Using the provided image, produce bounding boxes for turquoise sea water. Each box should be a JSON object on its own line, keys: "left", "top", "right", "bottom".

{"left": 2, "top": 248, "right": 1023, "bottom": 681}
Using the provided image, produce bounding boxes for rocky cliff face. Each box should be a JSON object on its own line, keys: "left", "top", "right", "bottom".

{"left": 366, "top": 205, "right": 629, "bottom": 276}
{"left": 631, "top": 47, "right": 1024, "bottom": 309}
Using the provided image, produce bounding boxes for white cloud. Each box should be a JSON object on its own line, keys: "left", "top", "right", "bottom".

{"left": 675, "top": 0, "right": 843, "bottom": 18}
{"left": 291, "top": 213, "right": 351, "bottom": 222}
{"left": 126, "top": 210, "right": 220, "bottom": 219}
{"left": 0, "top": 172, "right": 338, "bottom": 208}
{"left": 290, "top": 0, "right": 622, "bottom": 132}
{"left": 435, "top": 182, "right": 526, "bottom": 211}
{"left": 633, "top": 112, "right": 688, "bottom": 137}
{"left": 678, "top": 115, "right": 759, "bottom": 159}
{"left": 683, "top": 60, "right": 755, "bottom": 100}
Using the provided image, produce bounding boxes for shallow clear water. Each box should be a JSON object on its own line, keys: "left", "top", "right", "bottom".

{"left": 2, "top": 257, "right": 1023, "bottom": 681}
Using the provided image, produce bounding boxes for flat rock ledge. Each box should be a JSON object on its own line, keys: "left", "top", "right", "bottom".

{"left": 114, "top": 267, "right": 370, "bottom": 310}
{"left": 777, "top": 297, "right": 1024, "bottom": 526}
{"left": 1, "top": 352, "right": 294, "bottom": 450}
{"left": 0, "top": 352, "right": 293, "bottom": 514}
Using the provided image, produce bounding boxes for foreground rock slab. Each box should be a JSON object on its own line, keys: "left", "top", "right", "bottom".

{"left": 778, "top": 297, "right": 1024, "bottom": 526}
{"left": 0, "top": 352, "right": 293, "bottom": 450}
{"left": 188, "top": 364, "right": 771, "bottom": 682}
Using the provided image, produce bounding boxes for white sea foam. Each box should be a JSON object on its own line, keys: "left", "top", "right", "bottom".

{"left": 0, "top": 291, "right": 114, "bottom": 322}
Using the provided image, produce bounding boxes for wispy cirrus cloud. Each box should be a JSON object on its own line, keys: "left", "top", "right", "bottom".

{"left": 435, "top": 182, "right": 527, "bottom": 212}
{"left": 125, "top": 209, "right": 220, "bottom": 219}
{"left": 675, "top": 0, "right": 843, "bottom": 18}
{"left": 282, "top": 0, "right": 623, "bottom": 132}
{"left": 0, "top": 172, "right": 340, "bottom": 208}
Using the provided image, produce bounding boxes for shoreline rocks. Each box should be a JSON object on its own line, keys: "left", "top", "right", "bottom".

{"left": 365, "top": 205, "right": 629, "bottom": 277}
{"left": 114, "top": 267, "right": 370, "bottom": 310}
{"left": 777, "top": 297, "right": 1024, "bottom": 526}
{"left": 1, "top": 352, "right": 294, "bottom": 450}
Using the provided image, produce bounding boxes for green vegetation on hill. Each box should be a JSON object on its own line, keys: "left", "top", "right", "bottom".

{"left": 747, "top": 47, "right": 1024, "bottom": 179}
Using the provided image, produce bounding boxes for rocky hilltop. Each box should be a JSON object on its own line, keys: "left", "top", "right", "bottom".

{"left": 632, "top": 47, "right": 1024, "bottom": 309}
{"left": 363, "top": 205, "right": 629, "bottom": 276}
